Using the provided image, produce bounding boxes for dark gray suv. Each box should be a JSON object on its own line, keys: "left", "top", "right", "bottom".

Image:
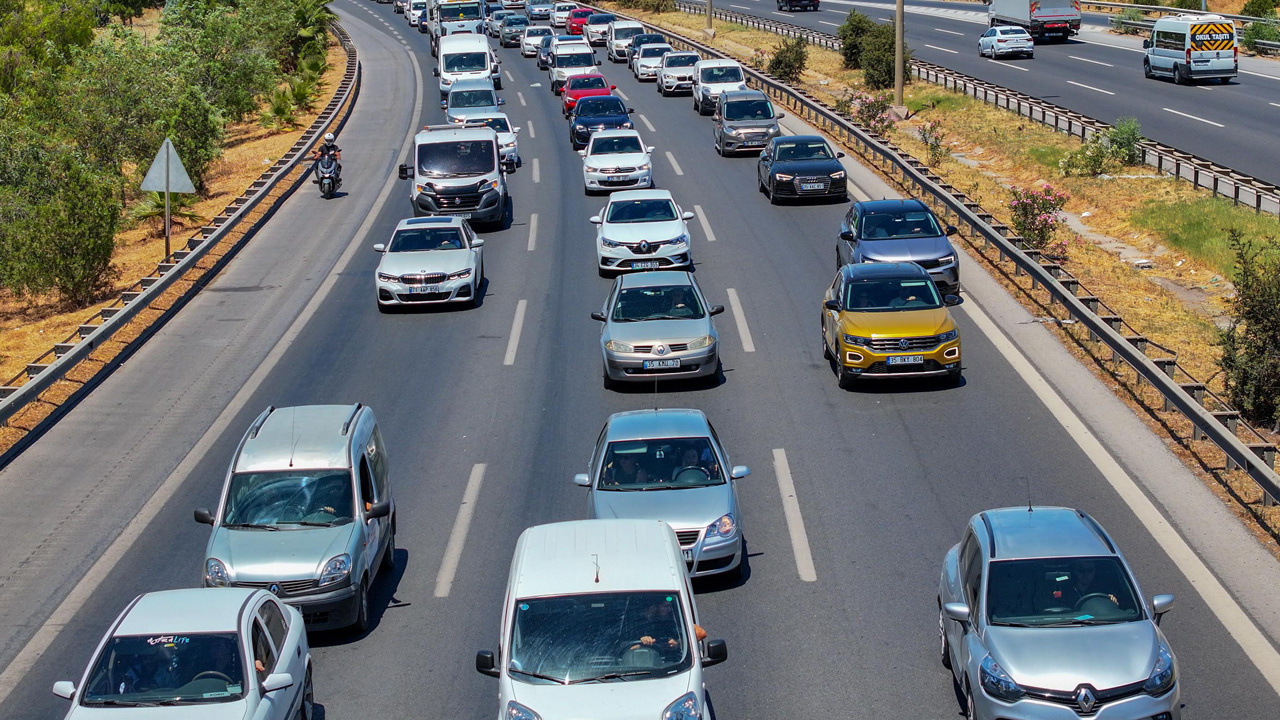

{"left": 713, "top": 89, "right": 784, "bottom": 156}
{"left": 837, "top": 198, "right": 960, "bottom": 295}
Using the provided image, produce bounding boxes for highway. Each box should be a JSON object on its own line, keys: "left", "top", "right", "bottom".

{"left": 687, "top": 0, "right": 1280, "bottom": 186}
{"left": 1, "top": 1, "right": 1279, "bottom": 718}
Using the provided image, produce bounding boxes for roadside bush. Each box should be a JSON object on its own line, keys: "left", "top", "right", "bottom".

{"left": 918, "top": 120, "right": 947, "bottom": 166}
{"left": 1242, "top": 20, "right": 1280, "bottom": 51}
{"left": 166, "top": 85, "right": 225, "bottom": 193}
{"left": 259, "top": 87, "right": 299, "bottom": 130}
{"left": 1217, "top": 230, "right": 1280, "bottom": 431}
{"left": 835, "top": 90, "right": 895, "bottom": 136}
{"left": 1169, "top": 0, "right": 1202, "bottom": 10}
{"left": 128, "top": 191, "right": 208, "bottom": 233}
{"left": 1060, "top": 118, "right": 1143, "bottom": 176}
{"left": 162, "top": 3, "right": 282, "bottom": 121}
{"left": 766, "top": 36, "right": 808, "bottom": 84}
{"left": 859, "top": 24, "right": 910, "bottom": 91}
{"left": 1241, "top": 0, "right": 1278, "bottom": 19}
{"left": 1114, "top": 7, "right": 1147, "bottom": 34}
{"left": 1007, "top": 185, "right": 1069, "bottom": 252}
{"left": 1106, "top": 116, "right": 1144, "bottom": 165}
{"left": 287, "top": 73, "right": 318, "bottom": 112}
{"left": 837, "top": 11, "right": 876, "bottom": 69}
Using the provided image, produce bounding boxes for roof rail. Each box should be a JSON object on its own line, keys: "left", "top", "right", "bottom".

{"left": 1075, "top": 509, "right": 1117, "bottom": 554}
{"left": 247, "top": 406, "right": 276, "bottom": 440}
{"left": 341, "top": 403, "right": 364, "bottom": 436}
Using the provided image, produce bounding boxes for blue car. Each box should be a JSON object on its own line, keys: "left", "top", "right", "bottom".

{"left": 568, "top": 95, "right": 634, "bottom": 150}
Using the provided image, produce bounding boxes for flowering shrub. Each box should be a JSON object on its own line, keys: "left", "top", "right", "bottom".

{"left": 1007, "top": 185, "right": 1069, "bottom": 253}
{"left": 835, "top": 90, "right": 895, "bottom": 137}
{"left": 918, "top": 120, "right": 946, "bottom": 166}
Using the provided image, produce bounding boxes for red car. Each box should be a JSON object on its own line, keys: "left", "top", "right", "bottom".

{"left": 566, "top": 8, "right": 593, "bottom": 35}
{"left": 561, "top": 74, "right": 617, "bottom": 118}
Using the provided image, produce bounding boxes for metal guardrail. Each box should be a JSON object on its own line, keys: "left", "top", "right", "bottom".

{"left": 1080, "top": 1, "right": 1271, "bottom": 24}
{"left": 0, "top": 22, "right": 362, "bottom": 432}
{"left": 602, "top": 2, "right": 1280, "bottom": 504}
{"left": 1110, "top": 17, "right": 1154, "bottom": 30}
{"left": 1256, "top": 38, "right": 1280, "bottom": 54}
{"left": 672, "top": 0, "right": 1280, "bottom": 217}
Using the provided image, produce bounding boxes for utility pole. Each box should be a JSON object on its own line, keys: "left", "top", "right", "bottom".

{"left": 706, "top": 0, "right": 714, "bottom": 35}
{"left": 894, "top": 0, "right": 905, "bottom": 107}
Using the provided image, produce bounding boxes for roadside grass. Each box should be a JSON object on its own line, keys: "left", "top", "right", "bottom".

{"left": 1130, "top": 197, "right": 1280, "bottom": 276}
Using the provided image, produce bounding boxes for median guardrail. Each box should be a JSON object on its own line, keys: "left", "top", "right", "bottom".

{"left": 0, "top": 22, "right": 362, "bottom": 455}
{"left": 596, "top": 3, "right": 1280, "bottom": 508}
{"left": 1081, "top": 1, "right": 1271, "bottom": 24}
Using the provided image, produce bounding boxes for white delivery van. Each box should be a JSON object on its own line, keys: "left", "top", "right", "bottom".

{"left": 475, "top": 519, "right": 728, "bottom": 720}
{"left": 428, "top": 0, "right": 487, "bottom": 56}
{"left": 435, "top": 34, "right": 500, "bottom": 97}
{"left": 398, "top": 123, "right": 512, "bottom": 226}
{"left": 1143, "top": 14, "right": 1237, "bottom": 85}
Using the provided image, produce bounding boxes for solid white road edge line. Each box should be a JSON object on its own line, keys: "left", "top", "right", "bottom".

{"left": 504, "top": 299, "right": 528, "bottom": 366}
{"left": 433, "top": 463, "right": 487, "bottom": 598}
{"left": 725, "top": 288, "right": 756, "bottom": 353}
{"left": 959, "top": 294, "right": 1280, "bottom": 697}
{"left": 665, "top": 151, "right": 684, "bottom": 176}
{"left": 527, "top": 213, "right": 538, "bottom": 252}
{"left": 1162, "top": 107, "right": 1225, "bottom": 127}
{"left": 693, "top": 205, "right": 717, "bottom": 243}
{"left": 925, "top": 44, "right": 959, "bottom": 54}
{"left": 772, "top": 449, "right": 817, "bottom": 583}
{"left": 532, "top": 158, "right": 541, "bottom": 183}
{"left": 1068, "top": 80, "right": 1115, "bottom": 96}
{"left": 0, "top": 29, "right": 430, "bottom": 705}
{"left": 639, "top": 113, "right": 657, "bottom": 132}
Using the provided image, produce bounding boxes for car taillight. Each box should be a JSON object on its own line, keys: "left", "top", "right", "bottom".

{"left": 1185, "top": 48, "right": 1191, "bottom": 64}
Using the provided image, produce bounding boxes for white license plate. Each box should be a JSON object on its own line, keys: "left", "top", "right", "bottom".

{"left": 411, "top": 285, "right": 442, "bottom": 294}
{"left": 682, "top": 549, "right": 693, "bottom": 562}
{"left": 800, "top": 182, "right": 825, "bottom": 191}
{"left": 643, "top": 358, "right": 681, "bottom": 369}
{"left": 887, "top": 355, "right": 924, "bottom": 365}
{"left": 632, "top": 261, "right": 660, "bottom": 269}
{"left": 742, "top": 141, "right": 765, "bottom": 147}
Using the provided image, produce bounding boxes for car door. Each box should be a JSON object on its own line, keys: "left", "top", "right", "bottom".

{"left": 257, "top": 598, "right": 305, "bottom": 719}
{"left": 979, "top": 28, "right": 992, "bottom": 54}
{"left": 706, "top": 421, "right": 738, "bottom": 526}
{"left": 822, "top": 272, "right": 842, "bottom": 353}
{"left": 586, "top": 422, "right": 609, "bottom": 515}
{"left": 950, "top": 533, "right": 983, "bottom": 675}
{"left": 248, "top": 616, "right": 284, "bottom": 720}
{"left": 355, "top": 446, "right": 384, "bottom": 581}
{"left": 367, "top": 422, "right": 394, "bottom": 565}
{"left": 757, "top": 143, "right": 773, "bottom": 183}
{"left": 838, "top": 207, "right": 859, "bottom": 266}
{"left": 712, "top": 96, "right": 725, "bottom": 142}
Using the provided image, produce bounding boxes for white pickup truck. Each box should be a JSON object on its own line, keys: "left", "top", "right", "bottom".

{"left": 985, "top": 0, "right": 1081, "bottom": 39}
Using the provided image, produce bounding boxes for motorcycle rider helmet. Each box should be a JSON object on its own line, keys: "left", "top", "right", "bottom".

{"left": 323, "top": 132, "right": 335, "bottom": 146}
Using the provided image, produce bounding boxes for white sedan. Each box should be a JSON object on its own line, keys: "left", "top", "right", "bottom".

{"left": 978, "top": 25, "right": 1034, "bottom": 59}
{"left": 580, "top": 129, "right": 654, "bottom": 195}
{"left": 521, "top": 26, "right": 554, "bottom": 57}
{"left": 551, "top": 2, "right": 576, "bottom": 26}
{"left": 591, "top": 189, "right": 694, "bottom": 276}
{"left": 52, "top": 588, "right": 312, "bottom": 719}
{"left": 375, "top": 216, "right": 485, "bottom": 310}
{"left": 470, "top": 112, "right": 522, "bottom": 166}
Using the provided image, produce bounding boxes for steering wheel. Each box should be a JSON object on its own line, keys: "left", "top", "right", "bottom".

{"left": 616, "top": 639, "right": 666, "bottom": 664}
{"left": 191, "top": 670, "right": 233, "bottom": 683}
{"left": 671, "top": 466, "right": 710, "bottom": 484}
{"left": 1074, "top": 593, "right": 1116, "bottom": 611}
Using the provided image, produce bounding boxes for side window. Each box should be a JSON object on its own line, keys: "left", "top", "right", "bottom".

{"left": 251, "top": 621, "right": 277, "bottom": 682}
{"left": 368, "top": 426, "right": 390, "bottom": 497}
{"left": 258, "top": 600, "right": 289, "bottom": 651}
{"left": 359, "top": 457, "right": 376, "bottom": 509}
{"left": 960, "top": 535, "right": 983, "bottom": 609}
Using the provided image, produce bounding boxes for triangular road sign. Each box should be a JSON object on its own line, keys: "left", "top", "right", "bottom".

{"left": 140, "top": 138, "right": 196, "bottom": 194}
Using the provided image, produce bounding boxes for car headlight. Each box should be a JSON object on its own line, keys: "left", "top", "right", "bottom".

{"left": 600, "top": 237, "right": 621, "bottom": 248}
{"left": 937, "top": 329, "right": 958, "bottom": 343}
{"left": 662, "top": 692, "right": 699, "bottom": 720}
{"left": 670, "top": 234, "right": 689, "bottom": 247}
{"left": 448, "top": 268, "right": 473, "bottom": 280}
{"left": 774, "top": 173, "right": 794, "bottom": 181}
{"left": 622, "top": 121, "right": 634, "bottom": 129}
{"left": 416, "top": 183, "right": 435, "bottom": 195}
{"left": 205, "top": 558, "right": 229, "bottom": 587}
{"left": 502, "top": 140, "right": 518, "bottom": 148}
{"left": 724, "top": 128, "right": 742, "bottom": 137}
{"left": 768, "top": 123, "right": 780, "bottom": 134}
{"left": 319, "top": 554, "right": 351, "bottom": 587}
{"left": 507, "top": 701, "right": 542, "bottom": 720}
{"left": 485, "top": 179, "right": 501, "bottom": 190}
{"left": 830, "top": 170, "right": 846, "bottom": 180}
{"left": 706, "top": 513, "right": 735, "bottom": 537}
{"left": 377, "top": 272, "right": 400, "bottom": 283}
{"left": 843, "top": 334, "right": 870, "bottom": 347}
{"left": 605, "top": 339, "right": 634, "bottom": 352}
{"left": 935, "top": 254, "right": 956, "bottom": 265}
{"left": 979, "top": 655, "right": 1024, "bottom": 703}
{"left": 441, "top": 77, "right": 453, "bottom": 85}
{"left": 687, "top": 334, "right": 714, "bottom": 350}
{"left": 1143, "top": 645, "right": 1176, "bottom": 697}
{"left": 636, "top": 163, "right": 651, "bottom": 171}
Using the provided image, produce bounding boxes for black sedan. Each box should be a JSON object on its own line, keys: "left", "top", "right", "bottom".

{"left": 757, "top": 135, "right": 848, "bottom": 204}
{"left": 568, "top": 96, "right": 635, "bottom": 150}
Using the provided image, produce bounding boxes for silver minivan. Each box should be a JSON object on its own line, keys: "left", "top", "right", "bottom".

{"left": 195, "top": 404, "right": 396, "bottom": 633}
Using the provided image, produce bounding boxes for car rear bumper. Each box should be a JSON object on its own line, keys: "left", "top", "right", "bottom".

{"left": 605, "top": 345, "right": 718, "bottom": 381}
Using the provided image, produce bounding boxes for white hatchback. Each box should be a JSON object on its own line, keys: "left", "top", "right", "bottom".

{"left": 591, "top": 189, "right": 694, "bottom": 275}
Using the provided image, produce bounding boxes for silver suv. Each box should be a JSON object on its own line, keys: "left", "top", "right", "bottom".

{"left": 938, "top": 507, "right": 1179, "bottom": 720}
{"left": 713, "top": 89, "right": 784, "bottom": 155}
{"left": 837, "top": 199, "right": 959, "bottom": 295}
{"left": 195, "top": 404, "right": 396, "bottom": 633}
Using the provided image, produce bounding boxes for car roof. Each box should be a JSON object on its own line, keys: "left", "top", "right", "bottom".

{"left": 590, "top": 128, "right": 642, "bottom": 139}
{"left": 439, "top": 34, "right": 491, "bottom": 50}
{"left": 567, "top": 72, "right": 608, "bottom": 81}
{"left": 776, "top": 134, "right": 827, "bottom": 144}
{"left": 638, "top": 43, "right": 673, "bottom": 52}
{"left": 841, "top": 261, "right": 930, "bottom": 281}
{"left": 511, "top": 520, "right": 685, "bottom": 597}
{"left": 235, "top": 404, "right": 360, "bottom": 472}
{"left": 992, "top": 25, "right": 1029, "bottom": 31}
{"left": 617, "top": 270, "right": 694, "bottom": 289}
{"left": 608, "top": 188, "right": 673, "bottom": 202}
{"left": 450, "top": 77, "right": 496, "bottom": 91}
{"left": 721, "top": 88, "right": 767, "bottom": 101}
{"left": 605, "top": 408, "right": 710, "bottom": 442}
{"left": 856, "top": 198, "right": 930, "bottom": 214}
{"left": 695, "top": 58, "right": 740, "bottom": 68}
{"left": 587, "top": 12, "right": 614, "bottom": 18}
{"left": 415, "top": 125, "right": 499, "bottom": 144}
{"left": 981, "top": 507, "right": 1117, "bottom": 561}
{"left": 610, "top": 19, "right": 643, "bottom": 27}
{"left": 396, "top": 216, "right": 465, "bottom": 230}
{"left": 116, "top": 589, "right": 258, "bottom": 636}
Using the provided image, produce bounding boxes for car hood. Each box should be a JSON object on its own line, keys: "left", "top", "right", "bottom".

{"left": 567, "top": 88, "right": 613, "bottom": 102}
{"left": 209, "top": 523, "right": 355, "bottom": 580}
{"left": 509, "top": 671, "right": 693, "bottom": 720}
{"left": 840, "top": 307, "right": 952, "bottom": 337}
{"left": 606, "top": 318, "right": 714, "bottom": 344}
{"left": 724, "top": 118, "right": 779, "bottom": 131}
{"left": 772, "top": 158, "right": 843, "bottom": 176}
{"left": 601, "top": 219, "right": 685, "bottom": 242}
{"left": 448, "top": 104, "right": 501, "bottom": 119}
{"left": 379, "top": 249, "right": 476, "bottom": 276}
{"left": 701, "top": 81, "right": 745, "bottom": 94}
{"left": 858, "top": 236, "right": 952, "bottom": 262}
{"left": 985, "top": 623, "right": 1161, "bottom": 691}
{"left": 585, "top": 152, "right": 650, "bottom": 169}
{"left": 67, "top": 701, "right": 251, "bottom": 720}
{"left": 594, "top": 483, "right": 731, "bottom": 527}
{"left": 636, "top": 56, "right": 665, "bottom": 66}
{"left": 573, "top": 112, "right": 631, "bottom": 127}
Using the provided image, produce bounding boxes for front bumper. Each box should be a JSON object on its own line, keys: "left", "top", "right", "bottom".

{"left": 529, "top": 9, "right": 550, "bottom": 19}
{"left": 584, "top": 166, "right": 653, "bottom": 191}
{"left": 221, "top": 580, "right": 358, "bottom": 631}
{"left": 598, "top": 245, "right": 689, "bottom": 271}
{"left": 972, "top": 682, "right": 1179, "bottom": 720}
{"left": 377, "top": 276, "right": 477, "bottom": 306}
{"left": 412, "top": 188, "right": 505, "bottom": 223}
{"left": 635, "top": 63, "right": 660, "bottom": 79}
{"left": 771, "top": 175, "right": 847, "bottom": 199}
{"left": 659, "top": 74, "right": 693, "bottom": 92}
{"left": 587, "top": 29, "right": 607, "bottom": 44}
{"left": 604, "top": 344, "right": 717, "bottom": 382}
{"left": 839, "top": 338, "right": 961, "bottom": 379}
{"left": 719, "top": 131, "right": 776, "bottom": 153}
{"left": 679, "top": 530, "right": 742, "bottom": 577}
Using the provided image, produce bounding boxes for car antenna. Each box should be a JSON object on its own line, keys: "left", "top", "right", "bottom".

{"left": 1024, "top": 475, "right": 1033, "bottom": 513}
{"left": 288, "top": 408, "right": 300, "bottom": 468}
{"left": 592, "top": 553, "right": 601, "bottom": 583}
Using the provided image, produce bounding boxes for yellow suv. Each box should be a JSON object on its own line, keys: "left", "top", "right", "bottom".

{"left": 821, "top": 262, "right": 962, "bottom": 387}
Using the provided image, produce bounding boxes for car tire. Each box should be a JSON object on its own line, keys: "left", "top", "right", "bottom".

{"left": 948, "top": 368, "right": 963, "bottom": 386}
{"left": 296, "top": 665, "right": 314, "bottom": 720}
{"left": 381, "top": 523, "right": 396, "bottom": 572}
{"left": 938, "top": 600, "right": 952, "bottom": 669}
{"left": 964, "top": 679, "right": 977, "bottom": 719}
{"left": 1173, "top": 64, "right": 1186, "bottom": 85}
{"left": 837, "top": 366, "right": 856, "bottom": 390}
{"left": 767, "top": 180, "right": 781, "bottom": 205}
{"left": 821, "top": 328, "right": 833, "bottom": 361}
{"left": 602, "top": 367, "right": 617, "bottom": 390}
{"left": 495, "top": 78, "right": 503, "bottom": 90}
{"left": 377, "top": 300, "right": 392, "bottom": 314}
{"left": 1142, "top": 59, "right": 1153, "bottom": 79}
{"left": 714, "top": 138, "right": 724, "bottom": 156}
{"left": 350, "top": 578, "right": 370, "bottom": 635}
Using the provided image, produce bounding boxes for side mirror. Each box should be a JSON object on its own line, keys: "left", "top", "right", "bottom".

{"left": 709, "top": 304, "right": 725, "bottom": 316}
{"left": 502, "top": 159, "right": 517, "bottom": 173}
{"left": 440, "top": 100, "right": 448, "bottom": 109}
{"left": 681, "top": 210, "right": 695, "bottom": 220}
{"left": 945, "top": 225, "right": 958, "bottom": 236}
{"left": 513, "top": 127, "right": 522, "bottom": 134}
{"left": 943, "top": 602, "right": 971, "bottom": 626}
{"left": 823, "top": 299, "right": 839, "bottom": 311}
{"left": 194, "top": 508, "right": 215, "bottom": 525}
{"left": 373, "top": 243, "right": 387, "bottom": 253}
{"left": 574, "top": 473, "right": 591, "bottom": 487}
{"left": 590, "top": 311, "right": 607, "bottom": 321}
{"left": 777, "top": 112, "right": 786, "bottom": 119}
{"left": 836, "top": 151, "right": 846, "bottom": 159}
{"left": 261, "top": 673, "right": 294, "bottom": 694}
{"left": 626, "top": 107, "right": 635, "bottom": 113}
{"left": 51, "top": 681, "right": 76, "bottom": 700}
{"left": 472, "top": 238, "right": 485, "bottom": 247}
{"left": 1142, "top": 39, "right": 1151, "bottom": 49}
{"left": 596, "top": 59, "right": 603, "bottom": 65}
{"left": 476, "top": 650, "right": 500, "bottom": 677}
{"left": 433, "top": 68, "right": 441, "bottom": 76}
{"left": 646, "top": 145, "right": 656, "bottom": 153}
{"left": 943, "top": 294, "right": 963, "bottom": 307}
{"left": 578, "top": 149, "right": 587, "bottom": 157}
{"left": 838, "top": 230, "right": 854, "bottom": 242}
{"left": 702, "top": 639, "right": 728, "bottom": 667}
{"left": 610, "top": 84, "right": 617, "bottom": 89}
{"left": 589, "top": 215, "right": 603, "bottom": 224}
{"left": 365, "top": 499, "right": 392, "bottom": 521}
{"left": 1151, "top": 594, "right": 1175, "bottom": 624}
{"left": 398, "top": 164, "right": 411, "bottom": 180}
{"left": 730, "top": 465, "right": 750, "bottom": 479}
{"left": 498, "top": 97, "right": 506, "bottom": 105}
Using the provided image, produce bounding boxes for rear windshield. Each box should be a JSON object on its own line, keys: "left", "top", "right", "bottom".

{"left": 556, "top": 52, "right": 595, "bottom": 68}
{"left": 723, "top": 99, "right": 773, "bottom": 121}
{"left": 417, "top": 140, "right": 497, "bottom": 177}
{"left": 569, "top": 76, "right": 609, "bottom": 90}
{"left": 664, "top": 54, "right": 698, "bottom": 67}
{"left": 443, "top": 52, "right": 488, "bottom": 73}
{"left": 700, "top": 65, "right": 743, "bottom": 83}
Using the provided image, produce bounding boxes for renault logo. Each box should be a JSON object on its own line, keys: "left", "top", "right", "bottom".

{"left": 654, "top": 344, "right": 668, "bottom": 356}
{"left": 268, "top": 583, "right": 280, "bottom": 596}
{"left": 898, "top": 338, "right": 910, "bottom": 350}
{"left": 1074, "top": 685, "right": 1097, "bottom": 714}
{"left": 638, "top": 240, "right": 651, "bottom": 253}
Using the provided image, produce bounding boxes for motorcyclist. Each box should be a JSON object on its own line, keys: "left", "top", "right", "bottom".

{"left": 311, "top": 133, "right": 342, "bottom": 186}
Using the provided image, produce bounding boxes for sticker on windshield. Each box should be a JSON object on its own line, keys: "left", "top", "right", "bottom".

{"left": 145, "top": 635, "right": 190, "bottom": 646}
{"left": 519, "top": 603, "right": 529, "bottom": 611}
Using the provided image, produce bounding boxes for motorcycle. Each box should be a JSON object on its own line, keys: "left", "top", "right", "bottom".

{"left": 315, "top": 155, "right": 341, "bottom": 199}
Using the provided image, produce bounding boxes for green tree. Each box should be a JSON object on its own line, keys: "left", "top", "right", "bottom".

{"left": 163, "top": 7, "right": 280, "bottom": 121}
{"left": 1217, "top": 230, "right": 1280, "bottom": 431}
{"left": 766, "top": 36, "right": 808, "bottom": 84}
{"left": 859, "top": 23, "right": 909, "bottom": 91}
{"left": 837, "top": 11, "right": 875, "bottom": 69}
{"left": 101, "top": 0, "right": 150, "bottom": 25}
{"left": 0, "top": 0, "right": 96, "bottom": 93}
{"left": 165, "top": 85, "right": 225, "bottom": 193}
{"left": 1241, "top": 0, "right": 1278, "bottom": 19}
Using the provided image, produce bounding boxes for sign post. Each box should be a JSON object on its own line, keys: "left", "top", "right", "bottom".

{"left": 140, "top": 138, "right": 196, "bottom": 259}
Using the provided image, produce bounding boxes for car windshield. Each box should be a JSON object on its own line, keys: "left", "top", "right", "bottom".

{"left": 606, "top": 199, "right": 677, "bottom": 223}
{"left": 858, "top": 210, "right": 944, "bottom": 240}
{"left": 81, "top": 633, "right": 245, "bottom": 706}
{"left": 611, "top": 284, "right": 704, "bottom": 321}
{"left": 493, "top": 10, "right": 512, "bottom": 20}
{"left": 588, "top": 13, "right": 615, "bottom": 23}
{"left": 450, "top": 89, "right": 497, "bottom": 108}
{"left": 505, "top": 15, "right": 529, "bottom": 25}
{"left": 775, "top": 140, "right": 833, "bottom": 160}
{"left": 700, "top": 66, "right": 742, "bottom": 83}
{"left": 615, "top": 27, "right": 642, "bottom": 39}
{"left": 477, "top": 116, "right": 511, "bottom": 133}
{"left": 556, "top": 52, "right": 595, "bottom": 68}
{"left": 443, "top": 52, "right": 488, "bottom": 73}
{"left": 842, "top": 278, "right": 942, "bottom": 311}
{"left": 418, "top": 140, "right": 497, "bottom": 177}
{"left": 412, "top": 2, "right": 426, "bottom": 9}
{"left": 442, "top": 2, "right": 482, "bottom": 18}
{"left": 556, "top": 3, "right": 576, "bottom": 9}
{"left": 570, "top": 9, "right": 592, "bottom": 17}
{"left": 599, "top": 437, "right": 723, "bottom": 490}
{"left": 569, "top": 76, "right": 608, "bottom": 90}
{"left": 590, "top": 135, "right": 643, "bottom": 155}
{"left": 508, "top": 592, "right": 692, "bottom": 684}
{"left": 527, "top": 27, "right": 552, "bottom": 36}
{"left": 640, "top": 46, "right": 670, "bottom": 58}
{"left": 222, "top": 470, "right": 355, "bottom": 527}
{"left": 987, "top": 557, "right": 1145, "bottom": 627}
{"left": 389, "top": 227, "right": 467, "bottom": 252}
{"left": 664, "top": 54, "right": 698, "bottom": 67}
{"left": 633, "top": 35, "right": 663, "bottom": 46}
{"left": 724, "top": 99, "right": 773, "bottom": 121}
{"left": 576, "top": 97, "right": 626, "bottom": 116}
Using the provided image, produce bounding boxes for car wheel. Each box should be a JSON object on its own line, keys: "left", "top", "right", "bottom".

{"left": 821, "top": 328, "right": 833, "bottom": 361}
{"left": 382, "top": 523, "right": 396, "bottom": 572}
{"left": 1173, "top": 64, "right": 1186, "bottom": 85}
{"left": 964, "top": 679, "right": 977, "bottom": 719}
{"left": 296, "top": 666, "right": 314, "bottom": 720}
{"left": 948, "top": 368, "right": 963, "bottom": 386}
{"left": 602, "top": 366, "right": 617, "bottom": 390}
{"left": 495, "top": 78, "right": 503, "bottom": 90}
{"left": 767, "top": 180, "right": 781, "bottom": 205}
{"left": 714, "top": 138, "right": 724, "bottom": 156}
{"left": 350, "top": 578, "right": 370, "bottom": 635}
{"left": 938, "top": 601, "right": 952, "bottom": 669}
{"left": 693, "top": 96, "right": 699, "bottom": 112}
{"left": 377, "top": 300, "right": 392, "bottom": 314}
{"left": 837, "top": 366, "right": 856, "bottom": 390}
{"left": 1218, "top": 76, "right": 1230, "bottom": 85}
{"left": 758, "top": 172, "right": 767, "bottom": 194}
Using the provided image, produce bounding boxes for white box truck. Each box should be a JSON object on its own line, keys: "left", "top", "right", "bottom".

{"left": 986, "top": 0, "right": 1081, "bottom": 40}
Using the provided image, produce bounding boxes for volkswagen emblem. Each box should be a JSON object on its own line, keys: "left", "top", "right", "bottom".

{"left": 1074, "top": 685, "right": 1097, "bottom": 714}
{"left": 898, "top": 338, "right": 911, "bottom": 350}
{"left": 638, "top": 240, "right": 651, "bottom": 253}
{"left": 654, "top": 344, "right": 668, "bottom": 356}
{"left": 268, "top": 583, "right": 281, "bottom": 596}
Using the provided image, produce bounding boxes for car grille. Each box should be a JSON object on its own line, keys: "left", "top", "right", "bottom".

{"left": 624, "top": 363, "right": 699, "bottom": 375}
{"left": 433, "top": 192, "right": 484, "bottom": 210}
{"left": 598, "top": 166, "right": 637, "bottom": 174}
{"left": 600, "top": 178, "right": 641, "bottom": 187}
{"left": 619, "top": 239, "right": 672, "bottom": 254}
{"left": 400, "top": 272, "right": 447, "bottom": 285}
{"left": 631, "top": 343, "right": 690, "bottom": 354}
{"left": 1022, "top": 680, "right": 1146, "bottom": 716}
{"left": 864, "top": 359, "right": 945, "bottom": 374}
{"left": 236, "top": 579, "right": 318, "bottom": 596}
{"left": 868, "top": 336, "right": 942, "bottom": 352}
{"left": 675, "top": 529, "right": 702, "bottom": 547}
{"left": 915, "top": 257, "right": 950, "bottom": 269}
{"left": 396, "top": 291, "right": 453, "bottom": 302}
{"left": 793, "top": 176, "right": 831, "bottom": 194}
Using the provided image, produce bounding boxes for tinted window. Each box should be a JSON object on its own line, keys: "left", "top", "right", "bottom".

{"left": 369, "top": 426, "right": 389, "bottom": 495}
{"left": 589, "top": 135, "right": 643, "bottom": 154}
{"left": 664, "top": 54, "right": 698, "bottom": 67}
{"left": 587, "top": 13, "right": 615, "bottom": 23}
{"left": 723, "top": 99, "right": 773, "bottom": 121}
{"left": 81, "top": 633, "right": 244, "bottom": 705}
{"left": 640, "top": 45, "right": 670, "bottom": 58}
{"left": 258, "top": 600, "right": 289, "bottom": 651}
{"left": 250, "top": 623, "right": 275, "bottom": 682}
{"left": 599, "top": 437, "right": 723, "bottom": 489}
{"left": 576, "top": 97, "right": 627, "bottom": 116}
{"left": 223, "top": 470, "right": 354, "bottom": 527}
{"left": 449, "top": 89, "right": 497, "bottom": 108}
{"left": 605, "top": 199, "right": 677, "bottom": 223}
{"left": 527, "top": 27, "right": 552, "bottom": 36}
{"left": 568, "top": 76, "right": 608, "bottom": 90}
{"left": 858, "top": 210, "right": 944, "bottom": 240}
{"left": 443, "top": 52, "right": 488, "bottom": 72}
{"left": 388, "top": 227, "right": 466, "bottom": 252}
{"left": 441, "top": 2, "right": 482, "bottom": 18}
{"left": 477, "top": 116, "right": 512, "bottom": 133}
{"left": 504, "top": 15, "right": 528, "bottom": 25}
{"left": 842, "top": 278, "right": 942, "bottom": 311}
{"left": 614, "top": 26, "right": 642, "bottom": 39}
{"left": 417, "top": 140, "right": 497, "bottom": 177}
{"left": 611, "top": 285, "right": 704, "bottom": 321}
{"left": 556, "top": 52, "right": 595, "bottom": 67}
{"left": 570, "top": 9, "right": 592, "bottom": 17}
{"left": 987, "top": 556, "right": 1144, "bottom": 626}
{"left": 700, "top": 65, "right": 743, "bottom": 83}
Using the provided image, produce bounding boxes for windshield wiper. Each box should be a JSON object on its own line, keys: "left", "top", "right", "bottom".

{"left": 1035, "top": 618, "right": 1125, "bottom": 627}
{"left": 639, "top": 485, "right": 682, "bottom": 491}
{"left": 83, "top": 699, "right": 161, "bottom": 707}
{"left": 507, "top": 668, "right": 567, "bottom": 684}
{"left": 642, "top": 315, "right": 700, "bottom": 321}
{"left": 278, "top": 520, "right": 340, "bottom": 527}
{"left": 223, "top": 523, "right": 279, "bottom": 531}
{"left": 568, "top": 670, "right": 653, "bottom": 684}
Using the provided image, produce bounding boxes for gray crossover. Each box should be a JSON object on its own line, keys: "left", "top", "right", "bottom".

{"left": 837, "top": 198, "right": 960, "bottom": 295}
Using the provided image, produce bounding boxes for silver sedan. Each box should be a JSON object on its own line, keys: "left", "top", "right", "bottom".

{"left": 574, "top": 408, "right": 750, "bottom": 578}
{"left": 591, "top": 271, "right": 723, "bottom": 387}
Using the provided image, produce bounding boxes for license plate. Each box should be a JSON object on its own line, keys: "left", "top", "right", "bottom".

{"left": 643, "top": 358, "right": 681, "bottom": 369}
{"left": 632, "top": 261, "right": 660, "bottom": 269}
{"left": 742, "top": 141, "right": 765, "bottom": 147}
{"left": 445, "top": 212, "right": 472, "bottom": 219}
{"left": 682, "top": 549, "right": 693, "bottom": 562}
{"left": 800, "top": 182, "right": 824, "bottom": 191}
{"left": 411, "top": 285, "right": 442, "bottom": 294}
{"left": 887, "top": 355, "right": 924, "bottom": 365}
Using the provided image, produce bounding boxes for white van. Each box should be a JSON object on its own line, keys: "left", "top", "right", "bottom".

{"left": 548, "top": 45, "right": 601, "bottom": 94}
{"left": 475, "top": 519, "right": 728, "bottom": 720}
{"left": 435, "top": 34, "right": 501, "bottom": 97}
{"left": 1143, "top": 14, "right": 1237, "bottom": 85}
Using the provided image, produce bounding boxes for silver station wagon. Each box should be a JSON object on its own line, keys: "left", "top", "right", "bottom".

{"left": 574, "top": 409, "right": 750, "bottom": 578}
{"left": 195, "top": 404, "right": 396, "bottom": 633}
